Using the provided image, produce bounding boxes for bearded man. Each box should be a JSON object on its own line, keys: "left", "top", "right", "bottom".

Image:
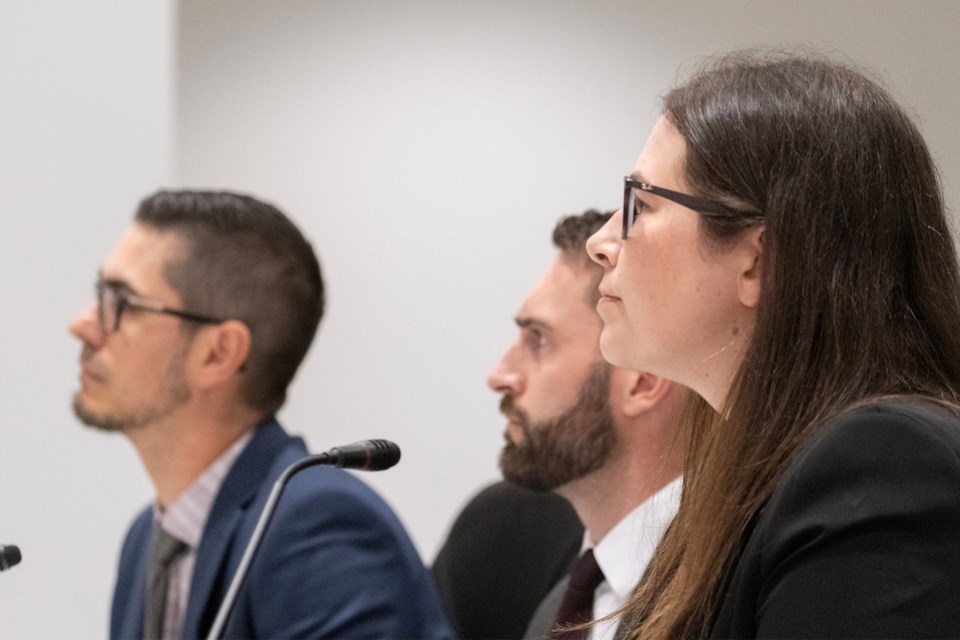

{"left": 488, "top": 210, "right": 685, "bottom": 640}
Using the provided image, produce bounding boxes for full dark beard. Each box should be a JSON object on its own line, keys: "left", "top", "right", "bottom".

{"left": 499, "top": 362, "right": 617, "bottom": 491}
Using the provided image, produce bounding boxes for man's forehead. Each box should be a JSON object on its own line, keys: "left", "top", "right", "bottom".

{"left": 515, "top": 255, "right": 599, "bottom": 330}
{"left": 100, "top": 224, "right": 183, "bottom": 295}
{"left": 110, "top": 224, "right": 183, "bottom": 260}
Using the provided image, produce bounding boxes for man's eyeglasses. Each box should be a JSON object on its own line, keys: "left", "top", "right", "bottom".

{"left": 95, "top": 280, "right": 224, "bottom": 334}
{"left": 622, "top": 177, "right": 733, "bottom": 239}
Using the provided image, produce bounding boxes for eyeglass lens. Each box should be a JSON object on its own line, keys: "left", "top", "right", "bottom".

{"left": 622, "top": 182, "right": 636, "bottom": 239}
{"left": 96, "top": 283, "right": 120, "bottom": 333}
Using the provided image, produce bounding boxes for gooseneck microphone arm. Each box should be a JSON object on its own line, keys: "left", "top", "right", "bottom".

{"left": 205, "top": 439, "right": 401, "bottom": 640}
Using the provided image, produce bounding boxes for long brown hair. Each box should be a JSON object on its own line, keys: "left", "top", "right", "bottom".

{"left": 626, "top": 50, "right": 960, "bottom": 639}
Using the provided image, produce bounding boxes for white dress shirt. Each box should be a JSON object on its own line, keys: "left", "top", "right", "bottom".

{"left": 588, "top": 476, "right": 682, "bottom": 640}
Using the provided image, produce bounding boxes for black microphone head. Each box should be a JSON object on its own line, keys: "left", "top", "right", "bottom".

{"left": 327, "top": 439, "right": 401, "bottom": 471}
{"left": 362, "top": 439, "right": 401, "bottom": 471}
{"left": 0, "top": 545, "right": 21, "bottom": 571}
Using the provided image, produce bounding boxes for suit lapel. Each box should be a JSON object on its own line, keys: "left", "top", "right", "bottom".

{"left": 524, "top": 575, "right": 569, "bottom": 639}
{"left": 180, "top": 420, "right": 293, "bottom": 639}
{"left": 114, "top": 511, "right": 153, "bottom": 640}
{"left": 124, "top": 552, "right": 148, "bottom": 639}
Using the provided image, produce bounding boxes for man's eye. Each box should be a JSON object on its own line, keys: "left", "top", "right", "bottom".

{"left": 524, "top": 329, "right": 545, "bottom": 352}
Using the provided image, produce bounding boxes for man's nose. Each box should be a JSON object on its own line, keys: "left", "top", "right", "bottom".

{"left": 487, "top": 350, "right": 525, "bottom": 396}
{"left": 69, "top": 302, "right": 105, "bottom": 347}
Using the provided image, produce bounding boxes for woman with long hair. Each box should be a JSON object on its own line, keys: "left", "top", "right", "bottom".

{"left": 586, "top": 50, "right": 960, "bottom": 638}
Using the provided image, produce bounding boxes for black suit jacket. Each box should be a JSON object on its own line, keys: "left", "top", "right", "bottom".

{"left": 523, "top": 573, "right": 567, "bottom": 640}
{"left": 433, "top": 482, "right": 583, "bottom": 640}
{"left": 524, "top": 569, "right": 642, "bottom": 640}
{"left": 708, "top": 401, "right": 960, "bottom": 638}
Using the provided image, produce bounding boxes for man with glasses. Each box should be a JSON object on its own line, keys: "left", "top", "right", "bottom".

{"left": 486, "top": 210, "right": 685, "bottom": 640}
{"left": 69, "top": 190, "right": 451, "bottom": 639}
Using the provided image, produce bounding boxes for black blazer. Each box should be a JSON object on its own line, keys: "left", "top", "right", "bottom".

{"left": 709, "top": 401, "right": 960, "bottom": 638}
{"left": 433, "top": 481, "right": 583, "bottom": 640}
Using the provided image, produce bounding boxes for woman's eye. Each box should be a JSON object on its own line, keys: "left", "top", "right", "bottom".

{"left": 632, "top": 193, "right": 650, "bottom": 219}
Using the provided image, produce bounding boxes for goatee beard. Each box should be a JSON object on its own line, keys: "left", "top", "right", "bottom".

{"left": 73, "top": 392, "right": 127, "bottom": 432}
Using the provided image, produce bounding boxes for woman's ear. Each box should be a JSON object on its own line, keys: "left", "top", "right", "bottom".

{"left": 737, "top": 227, "right": 764, "bottom": 309}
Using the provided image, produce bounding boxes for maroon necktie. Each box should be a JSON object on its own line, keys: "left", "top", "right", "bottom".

{"left": 551, "top": 549, "right": 605, "bottom": 640}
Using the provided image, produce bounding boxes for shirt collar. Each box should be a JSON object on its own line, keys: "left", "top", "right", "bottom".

{"left": 153, "top": 430, "right": 255, "bottom": 548}
{"left": 592, "top": 475, "right": 683, "bottom": 600}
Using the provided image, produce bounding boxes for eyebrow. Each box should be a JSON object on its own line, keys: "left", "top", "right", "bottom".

{"left": 97, "top": 271, "right": 139, "bottom": 296}
{"left": 514, "top": 316, "right": 549, "bottom": 332}
{"left": 628, "top": 171, "right": 649, "bottom": 183}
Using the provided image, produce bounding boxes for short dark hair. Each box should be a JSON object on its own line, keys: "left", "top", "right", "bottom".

{"left": 552, "top": 209, "right": 614, "bottom": 304}
{"left": 135, "top": 190, "right": 324, "bottom": 416}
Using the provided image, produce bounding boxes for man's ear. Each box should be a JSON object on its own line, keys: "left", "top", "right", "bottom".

{"left": 737, "top": 226, "right": 764, "bottom": 309}
{"left": 189, "top": 320, "right": 251, "bottom": 389}
{"left": 611, "top": 368, "right": 674, "bottom": 418}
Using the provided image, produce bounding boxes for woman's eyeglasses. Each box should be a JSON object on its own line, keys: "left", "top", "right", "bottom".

{"left": 622, "top": 177, "right": 735, "bottom": 239}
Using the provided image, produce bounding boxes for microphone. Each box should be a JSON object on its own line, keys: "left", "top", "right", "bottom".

{"left": 0, "top": 545, "right": 21, "bottom": 571}
{"left": 320, "top": 439, "right": 401, "bottom": 470}
{"left": 205, "top": 439, "right": 401, "bottom": 639}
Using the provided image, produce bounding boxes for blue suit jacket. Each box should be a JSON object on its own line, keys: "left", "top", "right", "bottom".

{"left": 110, "top": 420, "right": 452, "bottom": 639}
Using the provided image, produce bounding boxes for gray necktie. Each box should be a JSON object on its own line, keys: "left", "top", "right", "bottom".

{"left": 144, "top": 524, "right": 186, "bottom": 640}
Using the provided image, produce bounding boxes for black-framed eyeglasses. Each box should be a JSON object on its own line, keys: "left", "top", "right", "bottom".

{"left": 622, "top": 177, "right": 733, "bottom": 239}
{"left": 95, "top": 280, "right": 224, "bottom": 334}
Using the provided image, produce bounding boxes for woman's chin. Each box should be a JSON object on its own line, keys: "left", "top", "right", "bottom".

{"left": 599, "top": 328, "right": 633, "bottom": 369}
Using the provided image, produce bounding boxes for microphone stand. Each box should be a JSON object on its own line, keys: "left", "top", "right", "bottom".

{"left": 205, "top": 440, "right": 399, "bottom": 640}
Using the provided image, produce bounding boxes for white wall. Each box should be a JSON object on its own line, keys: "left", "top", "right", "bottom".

{"left": 175, "top": 0, "right": 960, "bottom": 563}
{"left": 2, "top": 1, "right": 960, "bottom": 637}
{"left": 0, "top": 2, "right": 174, "bottom": 638}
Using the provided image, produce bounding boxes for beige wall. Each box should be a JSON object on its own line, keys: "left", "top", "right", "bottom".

{"left": 2, "top": 1, "right": 958, "bottom": 636}
{"left": 0, "top": 2, "right": 174, "bottom": 638}
{"left": 176, "top": 0, "right": 960, "bottom": 561}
